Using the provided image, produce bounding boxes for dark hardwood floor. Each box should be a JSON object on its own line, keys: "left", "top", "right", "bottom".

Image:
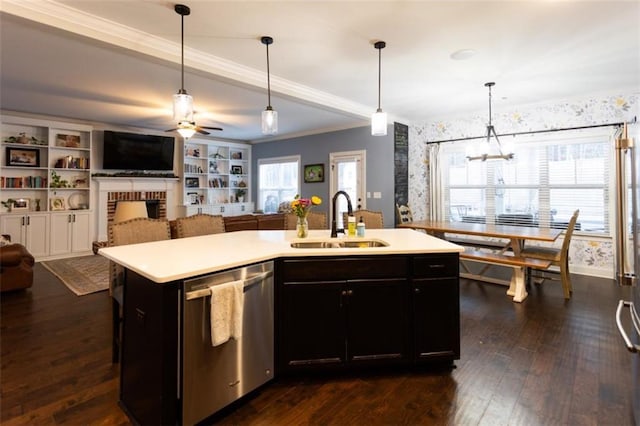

{"left": 1, "top": 262, "right": 635, "bottom": 425}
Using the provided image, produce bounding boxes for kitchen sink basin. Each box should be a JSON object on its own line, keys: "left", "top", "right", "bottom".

{"left": 290, "top": 239, "right": 389, "bottom": 249}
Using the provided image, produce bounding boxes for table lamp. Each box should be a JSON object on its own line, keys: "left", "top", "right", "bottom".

{"left": 113, "top": 201, "right": 148, "bottom": 223}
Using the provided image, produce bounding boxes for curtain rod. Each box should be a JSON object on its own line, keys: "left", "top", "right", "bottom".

{"left": 426, "top": 116, "right": 637, "bottom": 145}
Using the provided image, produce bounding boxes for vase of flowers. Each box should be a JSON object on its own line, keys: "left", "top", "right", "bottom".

{"left": 291, "top": 194, "right": 322, "bottom": 238}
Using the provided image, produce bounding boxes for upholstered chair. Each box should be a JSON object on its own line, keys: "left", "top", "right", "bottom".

{"left": 108, "top": 217, "right": 171, "bottom": 362}
{"left": 344, "top": 210, "right": 384, "bottom": 229}
{"left": 284, "top": 211, "right": 328, "bottom": 230}
{"left": 175, "top": 213, "right": 226, "bottom": 238}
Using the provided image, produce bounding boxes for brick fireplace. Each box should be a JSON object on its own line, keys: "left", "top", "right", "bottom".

{"left": 94, "top": 177, "right": 178, "bottom": 241}
{"left": 107, "top": 191, "right": 167, "bottom": 222}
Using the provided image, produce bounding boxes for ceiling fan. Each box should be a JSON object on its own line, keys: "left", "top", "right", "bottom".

{"left": 166, "top": 4, "right": 223, "bottom": 138}
{"left": 165, "top": 120, "right": 223, "bottom": 136}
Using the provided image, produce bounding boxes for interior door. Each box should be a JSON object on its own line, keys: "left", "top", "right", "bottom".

{"left": 329, "top": 150, "right": 366, "bottom": 227}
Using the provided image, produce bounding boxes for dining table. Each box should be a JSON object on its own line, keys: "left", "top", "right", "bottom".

{"left": 399, "top": 220, "right": 563, "bottom": 302}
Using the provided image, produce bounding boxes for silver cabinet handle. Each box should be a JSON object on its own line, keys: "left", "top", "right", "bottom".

{"left": 616, "top": 300, "right": 640, "bottom": 353}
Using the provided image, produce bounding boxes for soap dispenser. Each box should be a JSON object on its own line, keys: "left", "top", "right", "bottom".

{"left": 356, "top": 216, "right": 365, "bottom": 237}
{"left": 347, "top": 215, "right": 356, "bottom": 236}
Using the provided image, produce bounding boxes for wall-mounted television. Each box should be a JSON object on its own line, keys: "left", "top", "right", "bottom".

{"left": 102, "top": 131, "right": 175, "bottom": 171}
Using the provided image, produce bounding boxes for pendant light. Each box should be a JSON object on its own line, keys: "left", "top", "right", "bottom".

{"left": 466, "top": 82, "right": 514, "bottom": 161}
{"left": 261, "top": 36, "right": 278, "bottom": 135}
{"left": 173, "top": 4, "right": 195, "bottom": 139}
{"left": 371, "top": 41, "right": 387, "bottom": 136}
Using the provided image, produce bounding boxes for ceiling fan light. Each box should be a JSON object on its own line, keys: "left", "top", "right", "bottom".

{"left": 173, "top": 92, "right": 193, "bottom": 122}
{"left": 177, "top": 126, "right": 196, "bottom": 139}
{"left": 371, "top": 109, "right": 387, "bottom": 136}
{"left": 262, "top": 107, "right": 278, "bottom": 135}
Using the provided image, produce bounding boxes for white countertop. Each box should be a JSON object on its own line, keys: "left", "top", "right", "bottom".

{"left": 99, "top": 228, "right": 463, "bottom": 283}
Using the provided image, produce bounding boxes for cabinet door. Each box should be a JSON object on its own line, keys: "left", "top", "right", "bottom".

{"left": 279, "top": 280, "right": 345, "bottom": 371}
{"left": 412, "top": 277, "right": 459, "bottom": 363}
{"left": 0, "top": 215, "right": 26, "bottom": 244}
{"left": 49, "top": 213, "right": 72, "bottom": 255}
{"left": 347, "top": 278, "right": 408, "bottom": 365}
{"left": 25, "top": 213, "right": 49, "bottom": 258}
{"left": 70, "top": 211, "right": 91, "bottom": 253}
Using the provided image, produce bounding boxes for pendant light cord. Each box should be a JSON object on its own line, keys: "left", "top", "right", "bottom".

{"left": 266, "top": 42, "right": 271, "bottom": 107}
{"left": 180, "top": 12, "right": 185, "bottom": 92}
{"left": 377, "top": 47, "right": 382, "bottom": 110}
{"left": 374, "top": 41, "right": 385, "bottom": 111}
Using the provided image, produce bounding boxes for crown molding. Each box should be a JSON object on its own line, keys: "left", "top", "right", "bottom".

{"left": 1, "top": 0, "right": 377, "bottom": 120}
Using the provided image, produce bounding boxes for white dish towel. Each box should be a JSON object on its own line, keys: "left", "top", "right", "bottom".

{"left": 209, "top": 280, "right": 244, "bottom": 346}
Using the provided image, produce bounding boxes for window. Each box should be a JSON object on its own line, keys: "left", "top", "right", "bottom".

{"left": 440, "top": 129, "right": 612, "bottom": 234}
{"left": 257, "top": 155, "right": 300, "bottom": 213}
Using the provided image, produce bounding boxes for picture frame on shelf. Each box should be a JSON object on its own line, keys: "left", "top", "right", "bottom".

{"left": 6, "top": 147, "right": 39, "bottom": 167}
{"left": 56, "top": 134, "right": 80, "bottom": 148}
{"left": 50, "top": 197, "right": 65, "bottom": 211}
{"left": 231, "top": 151, "right": 243, "bottom": 160}
{"left": 231, "top": 165, "right": 243, "bottom": 175}
{"left": 185, "top": 177, "right": 199, "bottom": 188}
{"left": 304, "top": 163, "right": 324, "bottom": 183}
{"left": 187, "top": 192, "right": 199, "bottom": 205}
{"left": 12, "top": 198, "right": 29, "bottom": 212}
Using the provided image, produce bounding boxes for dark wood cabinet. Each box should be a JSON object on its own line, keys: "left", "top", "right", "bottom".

{"left": 278, "top": 257, "right": 410, "bottom": 372}
{"left": 280, "top": 280, "right": 345, "bottom": 368}
{"left": 411, "top": 254, "right": 460, "bottom": 363}
{"left": 278, "top": 253, "right": 460, "bottom": 373}
{"left": 346, "top": 278, "right": 408, "bottom": 365}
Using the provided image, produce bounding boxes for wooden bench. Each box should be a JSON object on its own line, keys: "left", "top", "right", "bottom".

{"left": 459, "top": 248, "right": 551, "bottom": 303}
{"left": 447, "top": 236, "right": 509, "bottom": 251}
{"left": 460, "top": 248, "right": 551, "bottom": 269}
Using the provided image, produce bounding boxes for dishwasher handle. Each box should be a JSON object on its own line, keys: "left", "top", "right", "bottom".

{"left": 185, "top": 270, "right": 273, "bottom": 301}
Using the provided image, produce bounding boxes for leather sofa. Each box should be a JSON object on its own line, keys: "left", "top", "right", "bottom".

{"left": 0, "top": 235, "right": 35, "bottom": 292}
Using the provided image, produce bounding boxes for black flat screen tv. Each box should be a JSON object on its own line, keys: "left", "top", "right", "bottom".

{"left": 103, "top": 131, "right": 175, "bottom": 171}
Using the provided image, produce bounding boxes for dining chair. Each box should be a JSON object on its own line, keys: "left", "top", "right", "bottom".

{"left": 108, "top": 217, "right": 171, "bottom": 363}
{"left": 521, "top": 209, "right": 580, "bottom": 299}
{"left": 284, "top": 211, "right": 328, "bottom": 230}
{"left": 395, "top": 203, "right": 413, "bottom": 225}
{"left": 175, "top": 213, "right": 226, "bottom": 238}
{"left": 344, "top": 210, "right": 384, "bottom": 229}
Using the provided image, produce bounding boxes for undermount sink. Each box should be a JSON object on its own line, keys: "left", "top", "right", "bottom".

{"left": 290, "top": 239, "right": 389, "bottom": 249}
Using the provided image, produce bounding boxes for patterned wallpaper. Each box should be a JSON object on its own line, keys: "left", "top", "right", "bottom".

{"left": 408, "top": 92, "right": 639, "bottom": 278}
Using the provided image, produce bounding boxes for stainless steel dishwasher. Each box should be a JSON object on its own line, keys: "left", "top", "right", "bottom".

{"left": 182, "top": 261, "right": 274, "bottom": 425}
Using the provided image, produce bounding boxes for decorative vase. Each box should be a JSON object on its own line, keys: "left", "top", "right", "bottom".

{"left": 296, "top": 216, "right": 309, "bottom": 238}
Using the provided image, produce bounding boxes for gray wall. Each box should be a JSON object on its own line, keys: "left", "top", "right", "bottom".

{"left": 251, "top": 124, "right": 396, "bottom": 227}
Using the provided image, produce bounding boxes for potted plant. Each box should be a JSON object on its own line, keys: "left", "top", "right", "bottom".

{"left": 1, "top": 198, "right": 16, "bottom": 212}
{"left": 236, "top": 188, "right": 246, "bottom": 203}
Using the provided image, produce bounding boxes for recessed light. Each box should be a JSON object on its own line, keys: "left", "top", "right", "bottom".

{"left": 450, "top": 49, "right": 476, "bottom": 60}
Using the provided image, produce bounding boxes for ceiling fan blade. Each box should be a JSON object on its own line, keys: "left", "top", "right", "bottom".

{"left": 164, "top": 128, "right": 178, "bottom": 132}
{"left": 196, "top": 128, "right": 210, "bottom": 135}
{"left": 200, "top": 126, "right": 223, "bottom": 131}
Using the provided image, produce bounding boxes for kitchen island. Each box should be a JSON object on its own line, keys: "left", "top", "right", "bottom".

{"left": 100, "top": 228, "right": 463, "bottom": 425}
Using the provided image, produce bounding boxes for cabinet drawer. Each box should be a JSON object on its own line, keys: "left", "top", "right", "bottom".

{"left": 282, "top": 257, "right": 407, "bottom": 281}
{"left": 412, "top": 254, "right": 459, "bottom": 278}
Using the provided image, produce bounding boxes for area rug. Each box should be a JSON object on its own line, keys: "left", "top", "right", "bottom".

{"left": 41, "top": 255, "right": 109, "bottom": 296}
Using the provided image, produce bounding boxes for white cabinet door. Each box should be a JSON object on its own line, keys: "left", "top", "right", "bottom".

{"left": 0, "top": 213, "right": 49, "bottom": 258}
{"left": 25, "top": 214, "right": 49, "bottom": 258}
{"left": 229, "top": 202, "right": 254, "bottom": 216}
{"left": 50, "top": 213, "right": 72, "bottom": 255}
{"left": 50, "top": 211, "right": 92, "bottom": 256}
{"left": 0, "top": 215, "right": 25, "bottom": 244}
{"left": 70, "top": 211, "right": 91, "bottom": 253}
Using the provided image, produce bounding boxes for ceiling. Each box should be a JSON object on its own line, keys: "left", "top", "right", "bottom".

{"left": 1, "top": 1, "right": 638, "bottom": 143}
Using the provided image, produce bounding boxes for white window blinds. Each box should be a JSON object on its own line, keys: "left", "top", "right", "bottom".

{"left": 440, "top": 128, "right": 613, "bottom": 234}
